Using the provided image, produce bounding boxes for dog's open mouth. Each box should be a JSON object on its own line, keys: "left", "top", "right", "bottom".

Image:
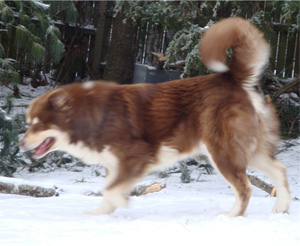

{"left": 33, "top": 137, "right": 55, "bottom": 157}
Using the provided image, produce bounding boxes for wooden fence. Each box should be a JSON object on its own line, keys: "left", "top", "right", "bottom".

{"left": 59, "top": 17, "right": 298, "bottom": 81}
{"left": 271, "top": 24, "right": 299, "bottom": 78}
{"left": 1, "top": 8, "right": 298, "bottom": 84}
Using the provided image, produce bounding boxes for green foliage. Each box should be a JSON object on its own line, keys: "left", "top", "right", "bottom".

{"left": 0, "top": 0, "right": 79, "bottom": 88}
{"left": 31, "top": 42, "right": 46, "bottom": 64}
{"left": 0, "top": 43, "right": 5, "bottom": 58}
{"left": 0, "top": 4, "right": 14, "bottom": 23}
{"left": 165, "top": 24, "right": 208, "bottom": 78}
{"left": 47, "top": 1, "right": 78, "bottom": 24}
{"left": 0, "top": 58, "right": 19, "bottom": 86}
{"left": 0, "top": 109, "right": 19, "bottom": 177}
{"left": 269, "top": 1, "right": 299, "bottom": 31}
{"left": 115, "top": 0, "right": 213, "bottom": 31}
{"left": 45, "top": 25, "right": 64, "bottom": 64}
{"left": 66, "top": 2, "right": 78, "bottom": 24}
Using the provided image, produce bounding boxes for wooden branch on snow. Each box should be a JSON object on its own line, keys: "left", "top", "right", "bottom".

{"left": 130, "top": 182, "right": 167, "bottom": 196}
{"left": 85, "top": 182, "right": 167, "bottom": 197}
{"left": 0, "top": 181, "right": 58, "bottom": 197}
{"left": 247, "top": 175, "right": 276, "bottom": 197}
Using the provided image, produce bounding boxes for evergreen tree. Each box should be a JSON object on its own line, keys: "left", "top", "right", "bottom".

{"left": 0, "top": 108, "right": 19, "bottom": 177}
{"left": 0, "top": 0, "right": 77, "bottom": 88}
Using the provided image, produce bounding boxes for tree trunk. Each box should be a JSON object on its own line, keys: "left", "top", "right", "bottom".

{"left": 91, "top": 1, "right": 108, "bottom": 79}
{"left": 103, "top": 4, "right": 137, "bottom": 84}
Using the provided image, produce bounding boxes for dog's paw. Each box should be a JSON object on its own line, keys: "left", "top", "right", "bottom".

{"left": 217, "top": 211, "right": 233, "bottom": 217}
{"left": 114, "top": 195, "right": 129, "bottom": 208}
{"left": 83, "top": 203, "right": 116, "bottom": 216}
{"left": 83, "top": 210, "right": 101, "bottom": 216}
{"left": 216, "top": 211, "right": 243, "bottom": 217}
{"left": 272, "top": 195, "right": 291, "bottom": 214}
{"left": 272, "top": 203, "right": 290, "bottom": 214}
{"left": 83, "top": 208, "right": 113, "bottom": 216}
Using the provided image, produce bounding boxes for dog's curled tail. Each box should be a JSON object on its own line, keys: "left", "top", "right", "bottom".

{"left": 200, "top": 17, "right": 270, "bottom": 86}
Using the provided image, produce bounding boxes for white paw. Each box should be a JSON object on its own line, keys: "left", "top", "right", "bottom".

{"left": 114, "top": 195, "right": 129, "bottom": 208}
{"left": 83, "top": 210, "right": 101, "bottom": 216}
{"left": 217, "top": 211, "right": 237, "bottom": 217}
{"left": 272, "top": 193, "right": 291, "bottom": 214}
{"left": 272, "top": 202, "right": 290, "bottom": 214}
{"left": 83, "top": 203, "right": 116, "bottom": 215}
{"left": 83, "top": 208, "right": 113, "bottom": 216}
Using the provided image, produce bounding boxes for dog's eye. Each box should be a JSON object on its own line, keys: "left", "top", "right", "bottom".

{"left": 36, "top": 122, "right": 44, "bottom": 128}
{"left": 32, "top": 122, "right": 45, "bottom": 132}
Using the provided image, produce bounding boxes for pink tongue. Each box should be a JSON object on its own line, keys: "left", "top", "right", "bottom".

{"left": 34, "top": 138, "right": 54, "bottom": 157}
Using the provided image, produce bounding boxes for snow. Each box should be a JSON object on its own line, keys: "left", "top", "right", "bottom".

{"left": 0, "top": 140, "right": 299, "bottom": 246}
{"left": 0, "top": 84, "right": 299, "bottom": 245}
{"left": 0, "top": 107, "right": 12, "bottom": 121}
{"left": 0, "top": 84, "right": 51, "bottom": 116}
{"left": 31, "top": 0, "right": 50, "bottom": 11}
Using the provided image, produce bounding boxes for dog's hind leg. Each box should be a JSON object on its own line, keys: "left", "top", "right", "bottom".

{"left": 217, "top": 165, "right": 253, "bottom": 217}
{"left": 248, "top": 151, "right": 291, "bottom": 213}
{"left": 205, "top": 146, "right": 253, "bottom": 217}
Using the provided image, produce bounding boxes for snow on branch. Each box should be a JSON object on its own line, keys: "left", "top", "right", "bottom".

{"left": 0, "top": 178, "right": 58, "bottom": 197}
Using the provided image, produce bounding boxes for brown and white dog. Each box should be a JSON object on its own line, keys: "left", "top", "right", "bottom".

{"left": 19, "top": 17, "right": 291, "bottom": 216}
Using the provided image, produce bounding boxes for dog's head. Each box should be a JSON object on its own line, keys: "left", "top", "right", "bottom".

{"left": 19, "top": 88, "right": 72, "bottom": 158}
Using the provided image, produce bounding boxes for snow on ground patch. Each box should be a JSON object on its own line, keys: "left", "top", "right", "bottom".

{"left": 0, "top": 192, "right": 299, "bottom": 246}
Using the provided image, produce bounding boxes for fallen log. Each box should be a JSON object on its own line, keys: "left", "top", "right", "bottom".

{"left": 247, "top": 174, "right": 276, "bottom": 197}
{"left": 130, "top": 182, "right": 167, "bottom": 196}
{"left": 0, "top": 181, "right": 58, "bottom": 197}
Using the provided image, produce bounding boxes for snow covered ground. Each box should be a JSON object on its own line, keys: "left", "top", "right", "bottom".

{"left": 0, "top": 84, "right": 299, "bottom": 245}
{"left": 0, "top": 138, "right": 299, "bottom": 246}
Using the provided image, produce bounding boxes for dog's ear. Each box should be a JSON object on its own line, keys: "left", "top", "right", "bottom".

{"left": 48, "top": 89, "right": 70, "bottom": 112}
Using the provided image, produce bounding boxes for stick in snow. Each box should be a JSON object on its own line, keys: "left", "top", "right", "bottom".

{"left": 247, "top": 175, "right": 276, "bottom": 197}
{"left": 130, "top": 182, "right": 167, "bottom": 196}
{"left": 0, "top": 181, "right": 59, "bottom": 197}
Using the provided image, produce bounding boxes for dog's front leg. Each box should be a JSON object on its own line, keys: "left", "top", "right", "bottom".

{"left": 84, "top": 190, "right": 129, "bottom": 215}
{"left": 84, "top": 162, "right": 144, "bottom": 215}
{"left": 84, "top": 165, "right": 129, "bottom": 215}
